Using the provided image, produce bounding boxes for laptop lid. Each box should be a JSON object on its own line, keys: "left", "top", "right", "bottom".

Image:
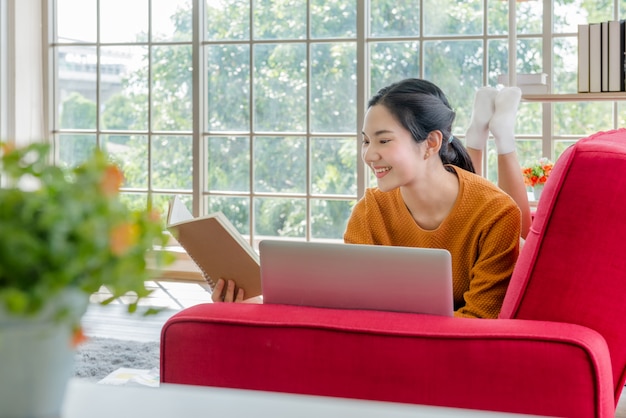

{"left": 259, "top": 240, "right": 453, "bottom": 317}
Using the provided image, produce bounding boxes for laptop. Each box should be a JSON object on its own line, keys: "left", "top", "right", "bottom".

{"left": 259, "top": 240, "right": 453, "bottom": 316}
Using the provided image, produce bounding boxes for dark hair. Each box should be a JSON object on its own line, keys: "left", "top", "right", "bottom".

{"left": 368, "top": 78, "right": 475, "bottom": 174}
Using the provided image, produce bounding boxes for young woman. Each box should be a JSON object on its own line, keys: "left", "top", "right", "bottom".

{"left": 343, "top": 78, "right": 521, "bottom": 318}
{"left": 214, "top": 79, "right": 524, "bottom": 318}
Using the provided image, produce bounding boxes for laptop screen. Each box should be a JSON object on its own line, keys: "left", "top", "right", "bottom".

{"left": 259, "top": 240, "right": 453, "bottom": 316}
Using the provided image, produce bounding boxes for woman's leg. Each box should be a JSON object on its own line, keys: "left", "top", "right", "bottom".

{"left": 489, "top": 87, "right": 531, "bottom": 239}
{"left": 465, "top": 87, "right": 531, "bottom": 239}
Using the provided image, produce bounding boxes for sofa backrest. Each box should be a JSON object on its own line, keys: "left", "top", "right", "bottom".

{"left": 500, "top": 128, "right": 626, "bottom": 402}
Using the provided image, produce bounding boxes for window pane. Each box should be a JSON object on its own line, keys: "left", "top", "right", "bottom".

{"left": 151, "top": 135, "right": 193, "bottom": 189}
{"left": 619, "top": 102, "right": 626, "bottom": 127}
{"left": 485, "top": 140, "right": 543, "bottom": 185}
{"left": 517, "top": 38, "right": 543, "bottom": 74}
{"left": 424, "top": 0, "right": 482, "bottom": 36}
{"left": 369, "top": 42, "right": 420, "bottom": 97}
{"left": 555, "top": 140, "right": 577, "bottom": 160}
{"left": 488, "top": 39, "right": 508, "bottom": 86}
{"left": 516, "top": 102, "right": 542, "bottom": 136}
{"left": 57, "top": 134, "right": 97, "bottom": 168}
{"left": 311, "top": 0, "right": 357, "bottom": 39}
{"left": 153, "top": 193, "right": 182, "bottom": 220}
{"left": 254, "top": 44, "right": 307, "bottom": 132}
{"left": 254, "top": 136, "right": 306, "bottom": 193}
{"left": 515, "top": 0, "right": 543, "bottom": 35}
{"left": 151, "top": 45, "right": 192, "bottom": 131}
{"left": 369, "top": 0, "right": 419, "bottom": 37}
{"left": 57, "top": 0, "right": 96, "bottom": 43}
{"left": 487, "top": 0, "right": 507, "bottom": 36}
{"left": 553, "top": 37, "right": 578, "bottom": 94}
{"left": 206, "top": 44, "right": 250, "bottom": 132}
{"left": 103, "top": 134, "right": 148, "bottom": 189}
{"left": 311, "top": 43, "right": 357, "bottom": 133}
{"left": 57, "top": 46, "right": 97, "bottom": 130}
{"left": 206, "top": 0, "right": 250, "bottom": 41}
{"left": 554, "top": 0, "right": 613, "bottom": 33}
{"left": 488, "top": 38, "right": 542, "bottom": 86}
{"left": 311, "top": 137, "right": 357, "bottom": 195}
{"left": 254, "top": 197, "right": 306, "bottom": 238}
{"left": 424, "top": 40, "right": 483, "bottom": 133}
{"left": 152, "top": 0, "right": 192, "bottom": 42}
{"left": 207, "top": 136, "right": 250, "bottom": 192}
{"left": 553, "top": 102, "right": 614, "bottom": 136}
{"left": 207, "top": 196, "right": 251, "bottom": 236}
{"left": 100, "top": 0, "right": 149, "bottom": 43}
{"left": 254, "top": 0, "right": 306, "bottom": 40}
{"left": 100, "top": 46, "right": 149, "bottom": 131}
{"left": 119, "top": 193, "right": 149, "bottom": 212}
{"left": 311, "top": 199, "right": 354, "bottom": 240}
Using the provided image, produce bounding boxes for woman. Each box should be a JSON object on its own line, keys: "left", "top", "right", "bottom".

{"left": 214, "top": 78, "right": 523, "bottom": 318}
{"left": 343, "top": 78, "right": 521, "bottom": 318}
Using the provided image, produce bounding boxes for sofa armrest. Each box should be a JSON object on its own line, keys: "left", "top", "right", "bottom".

{"left": 161, "top": 303, "right": 614, "bottom": 418}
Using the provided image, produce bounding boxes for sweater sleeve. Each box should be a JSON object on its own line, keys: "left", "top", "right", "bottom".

{"left": 454, "top": 203, "right": 521, "bottom": 319}
{"left": 343, "top": 196, "right": 376, "bottom": 245}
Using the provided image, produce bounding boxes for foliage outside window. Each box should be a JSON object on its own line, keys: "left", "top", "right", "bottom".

{"left": 51, "top": 0, "right": 626, "bottom": 245}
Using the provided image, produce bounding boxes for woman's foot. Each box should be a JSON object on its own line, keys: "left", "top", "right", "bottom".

{"left": 465, "top": 86, "right": 498, "bottom": 151}
{"left": 489, "top": 87, "right": 522, "bottom": 155}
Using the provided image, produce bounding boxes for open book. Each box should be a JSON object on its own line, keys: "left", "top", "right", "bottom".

{"left": 166, "top": 196, "right": 261, "bottom": 298}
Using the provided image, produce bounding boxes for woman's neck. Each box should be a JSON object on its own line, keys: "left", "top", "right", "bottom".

{"left": 400, "top": 166, "right": 460, "bottom": 230}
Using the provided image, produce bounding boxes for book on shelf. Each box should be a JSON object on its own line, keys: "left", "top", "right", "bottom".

{"left": 608, "top": 19, "right": 625, "bottom": 92}
{"left": 589, "top": 23, "right": 602, "bottom": 93}
{"left": 602, "top": 21, "right": 609, "bottom": 91}
{"left": 166, "top": 195, "right": 261, "bottom": 299}
{"left": 578, "top": 24, "right": 590, "bottom": 93}
{"left": 519, "top": 84, "right": 550, "bottom": 95}
{"left": 497, "top": 73, "right": 548, "bottom": 86}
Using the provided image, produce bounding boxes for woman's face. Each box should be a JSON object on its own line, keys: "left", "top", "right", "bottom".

{"left": 361, "top": 104, "right": 427, "bottom": 192}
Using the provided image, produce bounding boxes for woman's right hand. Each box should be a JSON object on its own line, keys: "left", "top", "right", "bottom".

{"left": 211, "top": 278, "right": 244, "bottom": 303}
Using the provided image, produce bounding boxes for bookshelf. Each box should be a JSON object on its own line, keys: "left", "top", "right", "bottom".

{"left": 508, "top": 1, "right": 626, "bottom": 103}
{"left": 522, "top": 92, "right": 626, "bottom": 102}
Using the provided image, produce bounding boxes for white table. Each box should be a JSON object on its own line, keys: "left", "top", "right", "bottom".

{"left": 61, "top": 379, "right": 541, "bottom": 418}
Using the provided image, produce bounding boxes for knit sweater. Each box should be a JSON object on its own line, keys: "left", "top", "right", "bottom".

{"left": 344, "top": 166, "right": 521, "bottom": 319}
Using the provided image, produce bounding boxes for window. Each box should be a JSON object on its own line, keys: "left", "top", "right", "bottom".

{"left": 49, "top": 0, "right": 626, "bottom": 246}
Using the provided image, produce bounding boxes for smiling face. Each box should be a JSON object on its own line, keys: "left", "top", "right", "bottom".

{"left": 361, "top": 104, "right": 428, "bottom": 192}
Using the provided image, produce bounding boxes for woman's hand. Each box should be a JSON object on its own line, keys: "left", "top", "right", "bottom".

{"left": 211, "top": 278, "right": 244, "bottom": 303}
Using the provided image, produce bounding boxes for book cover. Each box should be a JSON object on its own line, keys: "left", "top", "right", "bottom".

{"left": 609, "top": 19, "right": 625, "bottom": 92}
{"left": 602, "top": 21, "right": 609, "bottom": 91}
{"left": 166, "top": 196, "right": 261, "bottom": 299}
{"left": 589, "top": 23, "right": 602, "bottom": 93}
{"left": 578, "top": 24, "right": 590, "bottom": 93}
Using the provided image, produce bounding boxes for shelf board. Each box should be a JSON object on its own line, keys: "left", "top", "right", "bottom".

{"left": 522, "top": 92, "right": 626, "bottom": 102}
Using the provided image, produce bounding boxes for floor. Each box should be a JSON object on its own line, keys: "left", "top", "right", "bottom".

{"left": 81, "top": 279, "right": 212, "bottom": 342}
{"left": 82, "top": 279, "right": 626, "bottom": 416}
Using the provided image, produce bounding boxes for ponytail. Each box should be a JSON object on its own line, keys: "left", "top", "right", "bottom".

{"left": 440, "top": 135, "right": 476, "bottom": 174}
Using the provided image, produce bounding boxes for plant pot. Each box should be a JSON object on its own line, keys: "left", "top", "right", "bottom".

{"left": 0, "top": 290, "right": 88, "bottom": 418}
{"left": 533, "top": 184, "right": 544, "bottom": 201}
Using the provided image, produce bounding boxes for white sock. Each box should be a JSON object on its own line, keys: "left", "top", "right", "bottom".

{"left": 489, "top": 87, "right": 521, "bottom": 155}
{"left": 465, "top": 87, "right": 498, "bottom": 150}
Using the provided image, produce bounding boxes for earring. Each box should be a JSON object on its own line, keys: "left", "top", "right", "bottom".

{"left": 424, "top": 152, "right": 430, "bottom": 159}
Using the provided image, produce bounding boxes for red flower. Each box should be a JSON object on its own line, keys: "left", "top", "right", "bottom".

{"left": 522, "top": 158, "right": 553, "bottom": 187}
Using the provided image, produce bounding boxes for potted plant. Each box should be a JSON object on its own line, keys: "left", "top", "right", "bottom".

{"left": 0, "top": 141, "right": 172, "bottom": 418}
{"left": 522, "top": 157, "right": 554, "bottom": 201}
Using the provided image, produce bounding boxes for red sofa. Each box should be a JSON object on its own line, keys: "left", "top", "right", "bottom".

{"left": 161, "top": 129, "right": 626, "bottom": 417}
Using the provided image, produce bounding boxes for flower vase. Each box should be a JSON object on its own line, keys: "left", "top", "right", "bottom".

{"left": 0, "top": 290, "right": 88, "bottom": 418}
{"left": 533, "top": 184, "right": 544, "bottom": 201}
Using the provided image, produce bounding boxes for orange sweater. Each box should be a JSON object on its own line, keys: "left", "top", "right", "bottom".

{"left": 344, "top": 166, "right": 520, "bottom": 318}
